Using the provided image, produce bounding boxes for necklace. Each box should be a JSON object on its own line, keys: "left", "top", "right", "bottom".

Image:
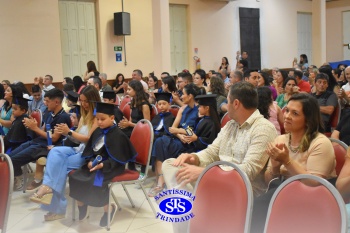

{"left": 288, "top": 133, "right": 300, "bottom": 153}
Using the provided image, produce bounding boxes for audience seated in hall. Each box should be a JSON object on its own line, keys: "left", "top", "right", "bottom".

{"left": 294, "top": 70, "right": 311, "bottom": 93}
{"left": 251, "top": 93, "right": 336, "bottom": 232}
{"left": 162, "top": 82, "right": 277, "bottom": 233}
{"left": 257, "top": 86, "right": 283, "bottom": 135}
{"left": 99, "top": 73, "right": 113, "bottom": 92}
{"left": 42, "top": 75, "right": 55, "bottom": 92}
{"left": 28, "top": 85, "right": 100, "bottom": 222}
{"left": 10, "top": 88, "right": 71, "bottom": 191}
{"left": 28, "top": 84, "right": 47, "bottom": 114}
{"left": 172, "top": 71, "right": 192, "bottom": 107}
{"left": 0, "top": 84, "right": 16, "bottom": 135}
{"left": 311, "top": 73, "right": 338, "bottom": 132}
{"left": 4, "top": 89, "right": 34, "bottom": 154}
{"left": 118, "top": 80, "right": 151, "bottom": 173}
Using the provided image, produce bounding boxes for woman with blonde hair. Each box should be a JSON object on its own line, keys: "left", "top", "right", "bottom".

{"left": 29, "top": 85, "right": 101, "bottom": 221}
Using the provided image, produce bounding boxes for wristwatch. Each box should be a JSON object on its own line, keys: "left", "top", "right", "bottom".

{"left": 68, "top": 130, "right": 73, "bottom": 136}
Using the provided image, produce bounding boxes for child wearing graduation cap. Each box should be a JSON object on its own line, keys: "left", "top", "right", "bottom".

{"left": 102, "top": 90, "right": 124, "bottom": 124}
{"left": 152, "top": 93, "right": 175, "bottom": 139}
{"left": 4, "top": 95, "right": 34, "bottom": 153}
{"left": 69, "top": 102, "right": 137, "bottom": 228}
{"left": 65, "top": 90, "right": 79, "bottom": 113}
{"left": 138, "top": 93, "right": 176, "bottom": 180}
{"left": 148, "top": 94, "right": 221, "bottom": 197}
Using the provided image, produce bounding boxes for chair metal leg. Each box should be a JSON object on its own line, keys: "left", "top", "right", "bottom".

{"left": 122, "top": 183, "right": 135, "bottom": 208}
{"left": 72, "top": 198, "right": 76, "bottom": 221}
{"left": 140, "top": 183, "right": 157, "bottom": 217}
{"left": 22, "top": 165, "right": 28, "bottom": 193}
{"left": 107, "top": 185, "right": 112, "bottom": 231}
{"left": 111, "top": 190, "right": 122, "bottom": 211}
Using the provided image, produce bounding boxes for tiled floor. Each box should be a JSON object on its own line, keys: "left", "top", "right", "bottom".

{"left": 6, "top": 171, "right": 173, "bottom": 233}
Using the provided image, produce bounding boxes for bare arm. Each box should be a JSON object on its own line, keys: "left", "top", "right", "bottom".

{"left": 319, "top": 106, "right": 335, "bottom": 115}
{"left": 336, "top": 149, "right": 350, "bottom": 201}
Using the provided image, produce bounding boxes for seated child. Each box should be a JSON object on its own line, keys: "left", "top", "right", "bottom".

{"left": 148, "top": 94, "right": 221, "bottom": 197}
{"left": 65, "top": 91, "right": 79, "bottom": 113}
{"left": 4, "top": 96, "right": 34, "bottom": 153}
{"left": 152, "top": 93, "right": 176, "bottom": 139}
{"left": 139, "top": 93, "right": 175, "bottom": 179}
{"left": 102, "top": 90, "right": 124, "bottom": 124}
{"left": 69, "top": 102, "right": 136, "bottom": 227}
{"left": 69, "top": 105, "right": 80, "bottom": 131}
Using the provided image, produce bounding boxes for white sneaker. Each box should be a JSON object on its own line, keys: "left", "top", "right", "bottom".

{"left": 138, "top": 173, "right": 145, "bottom": 181}
{"left": 14, "top": 176, "right": 24, "bottom": 191}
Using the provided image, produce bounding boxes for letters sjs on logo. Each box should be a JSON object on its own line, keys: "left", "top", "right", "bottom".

{"left": 154, "top": 188, "right": 195, "bottom": 222}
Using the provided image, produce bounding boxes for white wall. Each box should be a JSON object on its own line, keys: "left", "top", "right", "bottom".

{"left": 168, "top": 0, "right": 312, "bottom": 71}
{"left": 326, "top": 0, "right": 350, "bottom": 62}
{"left": 0, "top": 0, "right": 63, "bottom": 83}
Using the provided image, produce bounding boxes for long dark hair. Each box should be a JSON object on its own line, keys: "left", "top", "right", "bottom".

{"left": 87, "top": 60, "right": 97, "bottom": 72}
{"left": 3, "top": 84, "right": 18, "bottom": 110}
{"left": 129, "top": 80, "right": 150, "bottom": 111}
{"left": 288, "top": 93, "right": 323, "bottom": 152}
{"left": 0, "top": 84, "right": 4, "bottom": 99}
{"left": 319, "top": 65, "right": 339, "bottom": 92}
{"left": 257, "top": 86, "right": 272, "bottom": 119}
{"left": 114, "top": 73, "right": 125, "bottom": 86}
{"left": 210, "top": 76, "right": 226, "bottom": 97}
{"left": 300, "top": 54, "right": 308, "bottom": 64}
{"left": 162, "top": 76, "right": 177, "bottom": 93}
{"left": 73, "top": 76, "right": 84, "bottom": 91}
{"left": 208, "top": 102, "right": 221, "bottom": 136}
{"left": 15, "top": 82, "right": 30, "bottom": 95}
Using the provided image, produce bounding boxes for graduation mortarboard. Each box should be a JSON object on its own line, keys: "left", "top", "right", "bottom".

{"left": 13, "top": 95, "right": 30, "bottom": 110}
{"left": 69, "top": 104, "right": 81, "bottom": 118}
{"left": 66, "top": 91, "right": 79, "bottom": 103}
{"left": 154, "top": 92, "right": 172, "bottom": 103}
{"left": 102, "top": 91, "right": 116, "bottom": 100}
{"left": 95, "top": 102, "right": 115, "bottom": 116}
{"left": 195, "top": 94, "right": 217, "bottom": 107}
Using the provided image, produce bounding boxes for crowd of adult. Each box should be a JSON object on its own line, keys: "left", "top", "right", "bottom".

{"left": 3, "top": 56, "right": 350, "bottom": 230}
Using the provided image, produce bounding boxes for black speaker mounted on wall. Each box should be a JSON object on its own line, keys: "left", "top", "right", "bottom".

{"left": 114, "top": 12, "right": 131, "bottom": 35}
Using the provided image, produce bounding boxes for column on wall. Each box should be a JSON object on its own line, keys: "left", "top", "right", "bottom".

{"left": 312, "top": 0, "right": 326, "bottom": 66}
{"left": 152, "top": 0, "right": 171, "bottom": 76}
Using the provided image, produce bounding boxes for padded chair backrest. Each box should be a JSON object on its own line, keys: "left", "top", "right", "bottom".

{"left": 329, "top": 138, "right": 348, "bottom": 176}
{"left": 150, "top": 104, "right": 158, "bottom": 120}
{"left": 130, "top": 119, "right": 154, "bottom": 166}
{"left": 280, "top": 107, "right": 287, "bottom": 134}
{"left": 30, "top": 109, "right": 42, "bottom": 128}
{"left": 264, "top": 174, "right": 347, "bottom": 233}
{"left": 220, "top": 112, "right": 231, "bottom": 128}
{"left": 120, "top": 95, "right": 131, "bottom": 110}
{"left": 330, "top": 101, "right": 341, "bottom": 129}
{"left": 189, "top": 161, "right": 253, "bottom": 233}
{"left": 169, "top": 105, "right": 180, "bottom": 118}
{"left": 122, "top": 103, "right": 131, "bottom": 121}
{"left": 0, "top": 136, "right": 4, "bottom": 154}
{"left": 0, "top": 154, "right": 14, "bottom": 233}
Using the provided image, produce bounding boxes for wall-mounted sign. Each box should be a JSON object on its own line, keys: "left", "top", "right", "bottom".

{"left": 116, "top": 52, "right": 122, "bottom": 62}
{"left": 114, "top": 46, "right": 123, "bottom": 51}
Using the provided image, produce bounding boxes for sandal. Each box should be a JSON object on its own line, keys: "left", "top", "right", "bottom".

{"left": 29, "top": 185, "right": 53, "bottom": 205}
{"left": 44, "top": 212, "right": 65, "bottom": 221}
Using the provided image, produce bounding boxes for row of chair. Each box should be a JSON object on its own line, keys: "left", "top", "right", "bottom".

{"left": 189, "top": 161, "right": 348, "bottom": 233}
